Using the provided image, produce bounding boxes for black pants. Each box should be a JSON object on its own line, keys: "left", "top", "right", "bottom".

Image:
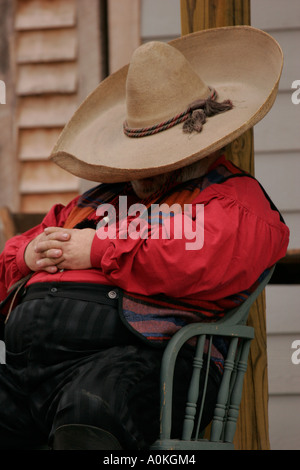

{"left": 0, "top": 283, "right": 220, "bottom": 450}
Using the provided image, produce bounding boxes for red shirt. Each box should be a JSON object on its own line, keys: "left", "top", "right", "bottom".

{"left": 0, "top": 157, "right": 289, "bottom": 305}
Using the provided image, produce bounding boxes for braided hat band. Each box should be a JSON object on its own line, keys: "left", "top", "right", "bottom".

{"left": 123, "top": 88, "right": 233, "bottom": 138}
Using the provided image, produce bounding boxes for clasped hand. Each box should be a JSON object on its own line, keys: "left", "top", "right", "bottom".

{"left": 24, "top": 227, "right": 96, "bottom": 273}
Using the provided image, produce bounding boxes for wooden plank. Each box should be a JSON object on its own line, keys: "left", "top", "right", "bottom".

{"left": 141, "top": 0, "right": 181, "bottom": 39}
{"left": 76, "top": 0, "right": 104, "bottom": 193}
{"left": 268, "top": 396, "right": 300, "bottom": 450}
{"left": 17, "top": 94, "right": 78, "bottom": 127}
{"left": 280, "top": 211, "right": 300, "bottom": 251}
{"left": 16, "top": 29, "right": 77, "bottom": 63}
{"left": 255, "top": 152, "right": 300, "bottom": 212}
{"left": 20, "top": 160, "right": 79, "bottom": 194}
{"left": 108, "top": 0, "right": 141, "bottom": 73}
{"left": 15, "top": 0, "right": 76, "bottom": 30}
{"left": 239, "top": 294, "right": 270, "bottom": 450}
{"left": 20, "top": 191, "right": 79, "bottom": 213}
{"left": 0, "top": 207, "right": 17, "bottom": 242}
{"left": 181, "top": 0, "right": 251, "bottom": 32}
{"left": 251, "top": 0, "right": 300, "bottom": 31}
{"left": 12, "top": 212, "right": 45, "bottom": 234}
{"left": 0, "top": 0, "right": 19, "bottom": 211}
{"left": 267, "top": 30, "right": 300, "bottom": 92}
{"left": 18, "top": 128, "right": 63, "bottom": 160}
{"left": 266, "top": 285, "right": 300, "bottom": 334}
{"left": 76, "top": 0, "right": 102, "bottom": 100}
{"left": 17, "top": 62, "right": 77, "bottom": 95}
{"left": 267, "top": 334, "right": 300, "bottom": 395}
{"left": 254, "top": 92, "right": 300, "bottom": 153}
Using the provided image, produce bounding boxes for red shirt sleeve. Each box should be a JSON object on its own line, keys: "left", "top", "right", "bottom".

{"left": 90, "top": 179, "right": 289, "bottom": 301}
{"left": 0, "top": 198, "right": 79, "bottom": 297}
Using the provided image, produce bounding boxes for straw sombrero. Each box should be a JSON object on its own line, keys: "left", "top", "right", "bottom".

{"left": 50, "top": 26, "right": 283, "bottom": 183}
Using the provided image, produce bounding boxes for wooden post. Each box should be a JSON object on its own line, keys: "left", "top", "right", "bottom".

{"left": 180, "top": 0, "right": 270, "bottom": 450}
{"left": 107, "top": 0, "right": 141, "bottom": 74}
{"left": 0, "top": 0, "right": 19, "bottom": 211}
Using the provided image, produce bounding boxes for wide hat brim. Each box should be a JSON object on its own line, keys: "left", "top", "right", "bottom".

{"left": 50, "top": 26, "right": 283, "bottom": 183}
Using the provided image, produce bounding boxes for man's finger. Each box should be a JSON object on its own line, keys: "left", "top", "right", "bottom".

{"left": 42, "top": 249, "right": 63, "bottom": 259}
{"left": 43, "top": 265, "right": 59, "bottom": 274}
{"left": 35, "top": 240, "right": 64, "bottom": 254}
{"left": 36, "top": 256, "right": 64, "bottom": 269}
{"left": 44, "top": 227, "right": 71, "bottom": 240}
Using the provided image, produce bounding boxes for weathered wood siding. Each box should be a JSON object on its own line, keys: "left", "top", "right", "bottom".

{"left": 0, "top": 0, "right": 104, "bottom": 213}
{"left": 251, "top": 0, "right": 300, "bottom": 451}
{"left": 15, "top": 0, "right": 79, "bottom": 212}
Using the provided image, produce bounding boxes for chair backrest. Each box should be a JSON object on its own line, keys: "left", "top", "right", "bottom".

{"left": 215, "top": 266, "right": 275, "bottom": 326}
{"left": 151, "top": 267, "right": 275, "bottom": 450}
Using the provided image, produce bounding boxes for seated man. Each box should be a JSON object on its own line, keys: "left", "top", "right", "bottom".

{"left": 0, "top": 27, "right": 289, "bottom": 450}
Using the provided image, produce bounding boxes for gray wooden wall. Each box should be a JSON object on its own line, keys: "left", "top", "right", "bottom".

{"left": 251, "top": 0, "right": 300, "bottom": 451}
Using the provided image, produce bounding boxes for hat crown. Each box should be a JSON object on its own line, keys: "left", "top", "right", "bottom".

{"left": 126, "top": 41, "right": 210, "bottom": 128}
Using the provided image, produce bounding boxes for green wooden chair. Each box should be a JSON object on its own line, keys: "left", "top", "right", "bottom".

{"left": 150, "top": 266, "right": 275, "bottom": 450}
